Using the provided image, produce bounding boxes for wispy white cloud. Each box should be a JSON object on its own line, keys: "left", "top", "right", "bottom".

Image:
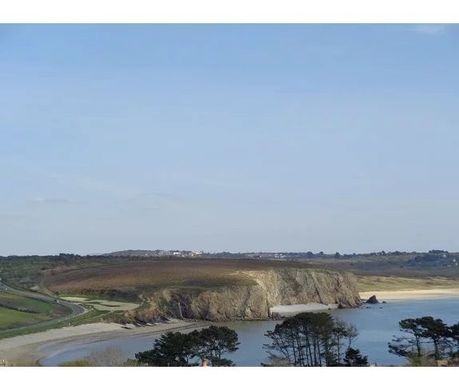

{"left": 412, "top": 24, "right": 448, "bottom": 35}
{"left": 31, "top": 197, "right": 77, "bottom": 205}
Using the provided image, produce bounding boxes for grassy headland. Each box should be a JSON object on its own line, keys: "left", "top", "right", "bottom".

{"left": 356, "top": 275, "right": 459, "bottom": 292}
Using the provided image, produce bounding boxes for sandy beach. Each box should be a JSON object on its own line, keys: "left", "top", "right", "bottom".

{"left": 270, "top": 303, "right": 338, "bottom": 317}
{"left": 0, "top": 320, "right": 206, "bottom": 366}
{"left": 360, "top": 288, "right": 459, "bottom": 301}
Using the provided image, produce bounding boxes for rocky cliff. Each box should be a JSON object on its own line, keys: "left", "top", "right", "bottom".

{"left": 131, "top": 268, "right": 361, "bottom": 322}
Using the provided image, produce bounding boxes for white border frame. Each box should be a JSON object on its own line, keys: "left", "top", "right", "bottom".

{"left": 0, "top": 0, "right": 458, "bottom": 23}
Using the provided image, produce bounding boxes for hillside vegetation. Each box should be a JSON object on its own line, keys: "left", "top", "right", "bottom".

{"left": 1, "top": 256, "right": 361, "bottom": 322}
{"left": 1, "top": 256, "right": 323, "bottom": 297}
{"left": 356, "top": 275, "right": 459, "bottom": 292}
{"left": 0, "top": 292, "right": 69, "bottom": 331}
{"left": 1, "top": 252, "right": 458, "bottom": 297}
{"left": 1, "top": 252, "right": 458, "bottom": 324}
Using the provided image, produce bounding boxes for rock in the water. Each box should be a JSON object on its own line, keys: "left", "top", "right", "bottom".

{"left": 366, "top": 295, "right": 379, "bottom": 304}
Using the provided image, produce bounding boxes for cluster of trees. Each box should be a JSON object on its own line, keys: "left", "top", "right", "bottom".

{"left": 135, "top": 325, "right": 239, "bottom": 366}
{"left": 263, "top": 312, "right": 368, "bottom": 366}
{"left": 55, "top": 310, "right": 459, "bottom": 368}
{"left": 98, "top": 315, "right": 369, "bottom": 368}
{"left": 59, "top": 314, "right": 459, "bottom": 367}
{"left": 389, "top": 316, "right": 459, "bottom": 364}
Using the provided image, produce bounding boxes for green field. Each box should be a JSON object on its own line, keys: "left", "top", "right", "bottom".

{"left": 0, "top": 292, "right": 69, "bottom": 331}
{"left": 0, "top": 306, "right": 105, "bottom": 340}
{"left": 0, "top": 306, "right": 47, "bottom": 329}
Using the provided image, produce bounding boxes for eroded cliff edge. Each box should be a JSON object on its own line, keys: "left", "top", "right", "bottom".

{"left": 131, "top": 268, "right": 361, "bottom": 322}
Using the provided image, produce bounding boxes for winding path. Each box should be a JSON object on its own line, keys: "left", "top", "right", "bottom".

{"left": 0, "top": 281, "right": 86, "bottom": 338}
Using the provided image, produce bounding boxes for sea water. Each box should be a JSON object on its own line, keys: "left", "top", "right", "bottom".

{"left": 41, "top": 297, "right": 459, "bottom": 366}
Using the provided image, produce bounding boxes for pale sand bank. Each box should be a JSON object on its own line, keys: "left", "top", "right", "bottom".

{"left": 271, "top": 303, "right": 338, "bottom": 317}
{"left": 360, "top": 288, "right": 459, "bottom": 301}
{"left": 0, "top": 320, "right": 205, "bottom": 365}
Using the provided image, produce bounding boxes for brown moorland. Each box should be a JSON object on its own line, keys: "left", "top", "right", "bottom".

{"left": 43, "top": 258, "right": 319, "bottom": 297}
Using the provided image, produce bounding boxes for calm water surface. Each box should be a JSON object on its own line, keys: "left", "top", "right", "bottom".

{"left": 41, "top": 298, "right": 459, "bottom": 366}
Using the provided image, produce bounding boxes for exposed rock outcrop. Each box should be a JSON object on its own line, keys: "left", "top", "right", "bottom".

{"left": 365, "top": 295, "right": 379, "bottom": 304}
{"left": 130, "top": 268, "right": 361, "bottom": 322}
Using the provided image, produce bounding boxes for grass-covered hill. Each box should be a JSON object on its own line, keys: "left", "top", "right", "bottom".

{"left": 0, "top": 291, "right": 70, "bottom": 332}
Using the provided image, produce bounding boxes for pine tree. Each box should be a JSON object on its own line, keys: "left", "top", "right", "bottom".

{"left": 343, "top": 347, "right": 368, "bottom": 366}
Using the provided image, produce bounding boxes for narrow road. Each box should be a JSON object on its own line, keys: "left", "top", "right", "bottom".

{"left": 0, "top": 281, "right": 87, "bottom": 337}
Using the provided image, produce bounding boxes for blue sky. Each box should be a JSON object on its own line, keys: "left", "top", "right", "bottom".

{"left": 1, "top": 24, "right": 459, "bottom": 255}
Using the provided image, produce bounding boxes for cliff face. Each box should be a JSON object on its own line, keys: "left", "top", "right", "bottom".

{"left": 132, "top": 268, "right": 361, "bottom": 322}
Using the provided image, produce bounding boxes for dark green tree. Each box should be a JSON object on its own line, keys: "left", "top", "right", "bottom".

{"left": 264, "top": 317, "right": 301, "bottom": 366}
{"left": 449, "top": 323, "right": 459, "bottom": 356}
{"left": 388, "top": 335, "right": 415, "bottom": 358}
{"left": 343, "top": 347, "right": 368, "bottom": 366}
{"left": 332, "top": 319, "right": 358, "bottom": 364}
{"left": 135, "top": 332, "right": 197, "bottom": 366}
{"left": 264, "top": 312, "right": 362, "bottom": 366}
{"left": 389, "top": 316, "right": 452, "bottom": 363}
{"left": 190, "top": 325, "right": 240, "bottom": 366}
{"left": 135, "top": 326, "right": 239, "bottom": 367}
{"left": 389, "top": 318, "right": 425, "bottom": 358}
{"left": 418, "top": 316, "right": 449, "bottom": 360}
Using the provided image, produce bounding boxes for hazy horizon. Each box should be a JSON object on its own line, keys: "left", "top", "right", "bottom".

{"left": 2, "top": 24, "right": 459, "bottom": 255}
{"left": 6, "top": 247, "right": 448, "bottom": 257}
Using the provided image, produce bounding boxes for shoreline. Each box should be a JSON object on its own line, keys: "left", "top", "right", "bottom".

{"left": 2, "top": 289, "right": 459, "bottom": 366}
{"left": 0, "top": 320, "right": 206, "bottom": 366}
{"left": 359, "top": 288, "right": 459, "bottom": 301}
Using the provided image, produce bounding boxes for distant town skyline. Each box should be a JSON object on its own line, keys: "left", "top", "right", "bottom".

{"left": 2, "top": 24, "right": 459, "bottom": 255}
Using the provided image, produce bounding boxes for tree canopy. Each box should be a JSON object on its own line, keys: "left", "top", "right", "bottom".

{"left": 389, "top": 316, "right": 458, "bottom": 364}
{"left": 264, "top": 312, "right": 367, "bottom": 366}
{"left": 135, "top": 326, "right": 239, "bottom": 367}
